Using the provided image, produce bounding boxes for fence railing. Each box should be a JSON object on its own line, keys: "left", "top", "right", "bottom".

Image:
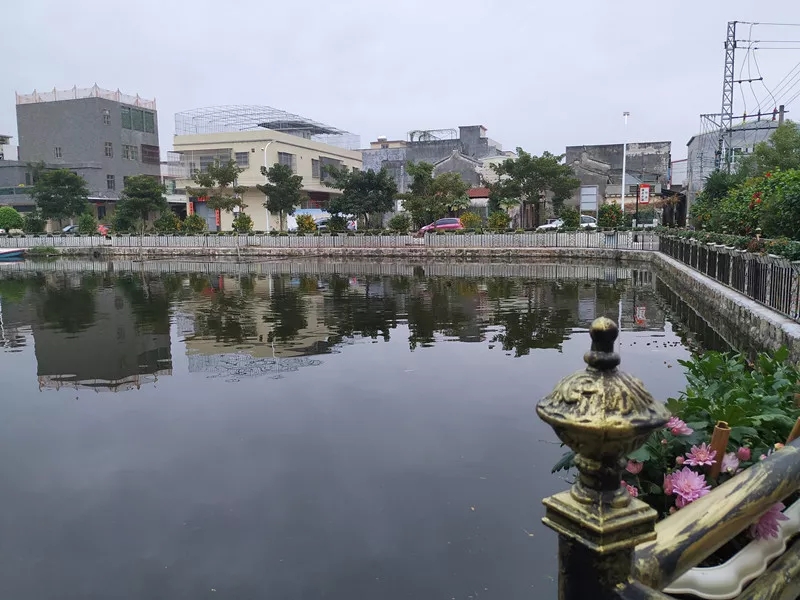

{"left": 0, "top": 231, "right": 658, "bottom": 250}
{"left": 659, "top": 235, "right": 800, "bottom": 322}
{"left": 538, "top": 317, "right": 800, "bottom": 600}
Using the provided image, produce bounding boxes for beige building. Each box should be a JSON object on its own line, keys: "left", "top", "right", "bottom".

{"left": 172, "top": 106, "right": 361, "bottom": 231}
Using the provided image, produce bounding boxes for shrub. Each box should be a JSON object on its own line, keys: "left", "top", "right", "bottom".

{"left": 598, "top": 203, "right": 624, "bottom": 228}
{"left": 387, "top": 212, "right": 412, "bottom": 233}
{"left": 27, "top": 246, "right": 58, "bottom": 257}
{"left": 232, "top": 213, "right": 254, "bottom": 233}
{"left": 23, "top": 211, "right": 46, "bottom": 233}
{"left": 182, "top": 214, "right": 207, "bottom": 234}
{"left": 559, "top": 206, "right": 580, "bottom": 229}
{"left": 460, "top": 212, "right": 483, "bottom": 230}
{"left": 487, "top": 211, "right": 511, "bottom": 231}
{"left": 296, "top": 213, "right": 317, "bottom": 234}
{"left": 78, "top": 211, "right": 98, "bottom": 234}
{"left": 327, "top": 215, "right": 348, "bottom": 233}
{"left": 154, "top": 211, "right": 181, "bottom": 233}
{"left": 0, "top": 206, "right": 24, "bottom": 231}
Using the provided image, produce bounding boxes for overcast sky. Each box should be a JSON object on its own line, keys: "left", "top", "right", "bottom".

{"left": 3, "top": 0, "right": 800, "bottom": 161}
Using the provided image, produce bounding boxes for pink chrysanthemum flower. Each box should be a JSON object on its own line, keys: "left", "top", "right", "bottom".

{"left": 663, "top": 473, "right": 675, "bottom": 496}
{"left": 736, "top": 446, "right": 751, "bottom": 461}
{"left": 666, "top": 416, "right": 693, "bottom": 436}
{"left": 626, "top": 460, "right": 643, "bottom": 474}
{"left": 620, "top": 481, "right": 638, "bottom": 498}
{"left": 721, "top": 452, "right": 740, "bottom": 474}
{"left": 671, "top": 467, "right": 711, "bottom": 508}
{"left": 750, "top": 503, "right": 789, "bottom": 540}
{"left": 685, "top": 443, "right": 717, "bottom": 467}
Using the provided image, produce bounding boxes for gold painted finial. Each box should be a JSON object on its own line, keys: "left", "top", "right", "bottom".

{"left": 584, "top": 317, "right": 620, "bottom": 371}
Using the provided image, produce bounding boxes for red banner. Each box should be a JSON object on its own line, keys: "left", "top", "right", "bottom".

{"left": 215, "top": 209, "right": 221, "bottom": 227}
{"left": 188, "top": 201, "right": 194, "bottom": 216}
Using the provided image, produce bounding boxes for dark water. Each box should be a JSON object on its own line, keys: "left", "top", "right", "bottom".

{"left": 0, "top": 260, "right": 721, "bottom": 600}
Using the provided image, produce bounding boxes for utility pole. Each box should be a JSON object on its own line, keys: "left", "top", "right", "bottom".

{"left": 716, "top": 21, "right": 737, "bottom": 172}
{"left": 621, "top": 112, "right": 629, "bottom": 214}
{"left": 779, "top": 104, "right": 786, "bottom": 125}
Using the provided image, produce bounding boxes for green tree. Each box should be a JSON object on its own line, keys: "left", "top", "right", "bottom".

{"left": 738, "top": 121, "right": 800, "bottom": 178}
{"left": 559, "top": 206, "right": 580, "bottom": 229}
{"left": 257, "top": 163, "right": 305, "bottom": 231}
{"left": 690, "top": 169, "right": 745, "bottom": 229}
{"left": 154, "top": 211, "right": 181, "bottom": 233}
{"left": 488, "top": 148, "right": 579, "bottom": 228}
{"left": 387, "top": 212, "right": 411, "bottom": 232}
{"left": 23, "top": 211, "right": 46, "bottom": 233}
{"left": 324, "top": 166, "right": 398, "bottom": 228}
{"left": 232, "top": 213, "right": 254, "bottom": 233}
{"left": 78, "top": 211, "right": 98, "bottom": 234}
{"left": 0, "top": 206, "right": 25, "bottom": 231}
{"left": 182, "top": 213, "right": 207, "bottom": 234}
{"left": 598, "top": 203, "right": 624, "bottom": 229}
{"left": 115, "top": 176, "right": 168, "bottom": 255}
{"left": 295, "top": 214, "right": 317, "bottom": 233}
{"left": 189, "top": 160, "right": 246, "bottom": 231}
{"left": 30, "top": 169, "right": 89, "bottom": 227}
{"left": 400, "top": 162, "right": 470, "bottom": 227}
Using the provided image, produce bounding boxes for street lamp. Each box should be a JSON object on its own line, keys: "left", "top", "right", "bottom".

{"left": 261, "top": 141, "right": 274, "bottom": 230}
{"left": 620, "top": 112, "right": 630, "bottom": 214}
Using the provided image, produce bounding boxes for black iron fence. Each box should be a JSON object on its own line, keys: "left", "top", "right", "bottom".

{"left": 659, "top": 235, "right": 800, "bottom": 322}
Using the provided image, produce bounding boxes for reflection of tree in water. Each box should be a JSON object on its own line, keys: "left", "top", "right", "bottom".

{"left": 491, "top": 281, "right": 578, "bottom": 357}
{"left": 37, "top": 275, "right": 100, "bottom": 334}
{"left": 115, "top": 272, "right": 184, "bottom": 334}
{"left": 263, "top": 275, "right": 308, "bottom": 342}
{"left": 193, "top": 277, "right": 259, "bottom": 345}
{"left": 406, "top": 278, "right": 474, "bottom": 350}
{"left": 322, "top": 275, "right": 398, "bottom": 343}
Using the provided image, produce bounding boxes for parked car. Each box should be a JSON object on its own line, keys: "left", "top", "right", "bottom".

{"left": 416, "top": 217, "right": 464, "bottom": 237}
{"left": 0, "top": 228, "right": 6, "bottom": 235}
{"left": 62, "top": 223, "right": 110, "bottom": 235}
{"left": 536, "top": 215, "right": 597, "bottom": 231}
{"left": 97, "top": 224, "right": 110, "bottom": 235}
{"left": 315, "top": 217, "right": 357, "bottom": 232}
{"left": 62, "top": 224, "right": 79, "bottom": 233}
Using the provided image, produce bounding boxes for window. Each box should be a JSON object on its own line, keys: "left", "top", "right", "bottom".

{"left": 141, "top": 144, "right": 160, "bottom": 165}
{"left": 104, "top": 142, "right": 113, "bottom": 158}
{"left": 97, "top": 205, "right": 107, "bottom": 220}
{"left": 107, "top": 175, "right": 116, "bottom": 190}
{"left": 278, "top": 152, "right": 296, "bottom": 173}
{"left": 121, "top": 106, "right": 131, "bottom": 129}
{"left": 197, "top": 149, "right": 232, "bottom": 172}
{"left": 25, "top": 172, "right": 31, "bottom": 186}
{"left": 311, "top": 159, "right": 320, "bottom": 178}
{"left": 352, "top": 166, "right": 359, "bottom": 173}
{"left": 143, "top": 111, "right": 155, "bottom": 134}
{"left": 54, "top": 146, "right": 62, "bottom": 159}
{"left": 122, "top": 145, "right": 138, "bottom": 160}
{"left": 235, "top": 152, "right": 250, "bottom": 168}
{"left": 131, "top": 108, "right": 144, "bottom": 131}
{"left": 102, "top": 110, "right": 111, "bottom": 125}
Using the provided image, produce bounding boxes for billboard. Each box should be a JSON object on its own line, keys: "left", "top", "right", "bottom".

{"left": 638, "top": 184, "right": 651, "bottom": 205}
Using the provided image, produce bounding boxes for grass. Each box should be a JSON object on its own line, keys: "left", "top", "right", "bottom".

{"left": 26, "top": 246, "right": 59, "bottom": 257}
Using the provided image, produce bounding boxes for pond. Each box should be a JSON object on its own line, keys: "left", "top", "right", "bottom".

{"left": 0, "top": 259, "right": 726, "bottom": 600}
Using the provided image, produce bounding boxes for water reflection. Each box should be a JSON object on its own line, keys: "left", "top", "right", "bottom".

{"left": 0, "top": 262, "right": 671, "bottom": 390}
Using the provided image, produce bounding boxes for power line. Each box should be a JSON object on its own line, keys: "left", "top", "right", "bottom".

{"left": 751, "top": 49, "right": 778, "bottom": 110}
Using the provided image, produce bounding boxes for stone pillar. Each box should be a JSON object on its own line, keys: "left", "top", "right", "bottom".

{"left": 536, "top": 317, "right": 670, "bottom": 600}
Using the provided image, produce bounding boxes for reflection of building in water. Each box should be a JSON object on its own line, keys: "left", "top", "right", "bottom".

{"left": 32, "top": 287, "right": 172, "bottom": 391}
{"left": 618, "top": 269, "right": 667, "bottom": 332}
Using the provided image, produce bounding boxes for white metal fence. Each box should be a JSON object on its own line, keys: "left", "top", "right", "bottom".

{"left": 0, "top": 231, "right": 657, "bottom": 250}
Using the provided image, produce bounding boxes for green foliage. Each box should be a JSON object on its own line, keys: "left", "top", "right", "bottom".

{"left": 460, "top": 212, "right": 483, "bottom": 230}
{"left": 327, "top": 214, "right": 348, "bottom": 232}
{"left": 154, "top": 211, "right": 181, "bottom": 233}
{"left": 487, "top": 211, "right": 511, "bottom": 231}
{"left": 27, "top": 246, "right": 58, "bottom": 257}
{"left": 598, "top": 202, "right": 624, "bottom": 228}
{"left": 115, "top": 175, "right": 168, "bottom": 235}
{"left": 31, "top": 169, "right": 89, "bottom": 224}
{"left": 190, "top": 160, "right": 246, "bottom": 220}
{"left": 662, "top": 228, "right": 800, "bottom": 261}
{"left": 182, "top": 213, "right": 207, "bottom": 234}
{"left": 23, "top": 211, "right": 46, "bottom": 233}
{"left": 257, "top": 163, "right": 305, "bottom": 231}
{"left": 324, "top": 166, "right": 397, "bottom": 228}
{"left": 295, "top": 213, "right": 317, "bottom": 233}
{"left": 400, "top": 162, "right": 470, "bottom": 227}
{"left": 232, "top": 213, "right": 254, "bottom": 233}
{"left": 737, "top": 121, "right": 800, "bottom": 178}
{"left": 387, "top": 212, "right": 411, "bottom": 232}
{"left": 488, "top": 148, "right": 580, "bottom": 228}
{"left": 78, "top": 211, "right": 98, "bottom": 234}
{"left": 0, "top": 206, "right": 25, "bottom": 231}
{"left": 559, "top": 206, "right": 580, "bottom": 229}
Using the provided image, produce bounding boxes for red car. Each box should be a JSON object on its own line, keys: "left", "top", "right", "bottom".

{"left": 416, "top": 217, "right": 464, "bottom": 236}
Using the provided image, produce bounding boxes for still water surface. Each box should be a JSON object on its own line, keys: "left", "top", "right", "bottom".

{"left": 0, "top": 260, "right": 720, "bottom": 599}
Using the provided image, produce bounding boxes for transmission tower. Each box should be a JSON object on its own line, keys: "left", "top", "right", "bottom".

{"left": 716, "top": 21, "right": 737, "bottom": 171}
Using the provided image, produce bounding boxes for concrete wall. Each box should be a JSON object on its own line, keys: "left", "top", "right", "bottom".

{"left": 16, "top": 97, "right": 161, "bottom": 198}
{"left": 432, "top": 152, "right": 482, "bottom": 187}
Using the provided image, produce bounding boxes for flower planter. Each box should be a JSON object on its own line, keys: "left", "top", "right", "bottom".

{"left": 664, "top": 499, "right": 800, "bottom": 599}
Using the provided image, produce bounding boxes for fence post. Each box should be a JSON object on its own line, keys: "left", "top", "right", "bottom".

{"left": 536, "top": 318, "right": 670, "bottom": 600}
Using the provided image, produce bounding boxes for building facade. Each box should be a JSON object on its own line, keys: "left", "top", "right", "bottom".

{"left": 15, "top": 85, "right": 162, "bottom": 219}
{"left": 362, "top": 125, "right": 506, "bottom": 194}
{"left": 172, "top": 106, "right": 361, "bottom": 231}
{"left": 565, "top": 141, "right": 672, "bottom": 215}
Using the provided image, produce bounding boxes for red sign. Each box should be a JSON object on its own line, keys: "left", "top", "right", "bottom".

{"left": 635, "top": 306, "right": 647, "bottom": 326}
{"left": 188, "top": 201, "right": 194, "bottom": 216}
{"left": 638, "top": 184, "right": 651, "bottom": 205}
{"left": 196, "top": 195, "right": 209, "bottom": 203}
{"left": 215, "top": 209, "right": 221, "bottom": 227}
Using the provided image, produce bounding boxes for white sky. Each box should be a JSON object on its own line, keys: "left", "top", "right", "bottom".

{"left": 3, "top": 0, "right": 800, "bottom": 160}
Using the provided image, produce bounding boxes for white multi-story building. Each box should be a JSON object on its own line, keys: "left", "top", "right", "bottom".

{"left": 172, "top": 106, "right": 361, "bottom": 231}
